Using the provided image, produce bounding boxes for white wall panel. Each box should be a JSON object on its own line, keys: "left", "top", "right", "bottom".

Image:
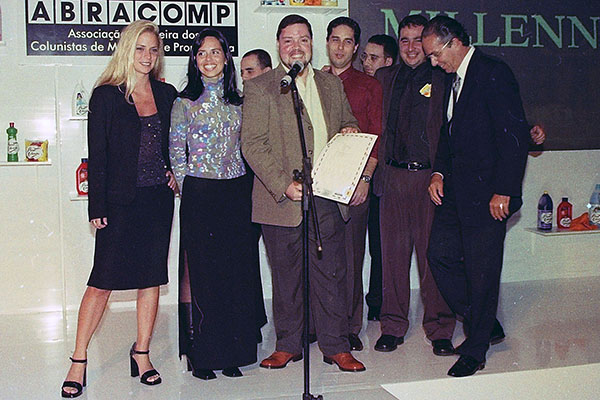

{"left": 1, "top": 1, "right": 598, "bottom": 317}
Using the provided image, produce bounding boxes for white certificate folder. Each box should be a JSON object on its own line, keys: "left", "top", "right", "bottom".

{"left": 312, "top": 133, "right": 378, "bottom": 205}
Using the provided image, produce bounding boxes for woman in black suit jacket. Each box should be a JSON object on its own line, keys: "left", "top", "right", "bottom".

{"left": 61, "top": 20, "right": 177, "bottom": 398}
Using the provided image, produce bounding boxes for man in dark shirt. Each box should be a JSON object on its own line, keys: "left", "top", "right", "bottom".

{"left": 241, "top": 49, "right": 272, "bottom": 82}
{"left": 325, "top": 16, "right": 383, "bottom": 352}
{"left": 360, "top": 34, "right": 398, "bottom": 77}
{"left": 373, "top": 15, "right": 457, "bottom": 356}
{"left": 374, "top": 14, "right": 546, "bottom": 360}
{"left": 359, "top": 33, "right": 398, "bottom": 322}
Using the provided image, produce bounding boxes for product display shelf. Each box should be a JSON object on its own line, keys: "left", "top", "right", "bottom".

{"left": 257, "top": 0, "right": 347, "bottom": 14}
{"left": 525, "top": 227, "right": 600, "bottom": 236}
{"left": 0, "top": 160, "right": 52, "bottom": 166}
{"left": 69, "top": 191, "right": 88, "bottom": 201}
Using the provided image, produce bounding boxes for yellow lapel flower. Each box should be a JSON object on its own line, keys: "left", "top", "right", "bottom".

{"left": 420, "top": 83, "right": 432, "bottom": 98}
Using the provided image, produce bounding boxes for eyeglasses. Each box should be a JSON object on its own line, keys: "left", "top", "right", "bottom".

{"left": 360, "top": 52, "right": 382, "bottom": 63}
{"left": 426, "top": 39, "right": 451, "bottom": 60}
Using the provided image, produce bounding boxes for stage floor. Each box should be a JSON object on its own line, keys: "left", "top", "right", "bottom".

{"left": 2, "top": 277, "right": 600, "bottom": 399}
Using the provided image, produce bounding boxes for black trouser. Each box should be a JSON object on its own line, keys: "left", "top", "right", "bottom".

{"left": 427, "top": 185, "right": 506, "bottom": 362}
{"left": 365, "top": 193, "right": 383, "bottom": 311}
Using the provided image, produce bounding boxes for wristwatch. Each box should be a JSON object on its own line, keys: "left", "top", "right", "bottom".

{"left": 360, "top": 175, "right": 372, "bottom": 183}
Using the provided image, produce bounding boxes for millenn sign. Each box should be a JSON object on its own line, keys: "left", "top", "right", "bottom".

{"left": 381, "top": 9, "right": 599, "bottom": 49}
{"left": 26, "top": 0, "right": 239, "bottom": 56}
{"left": 351, "top": 0, "right": 600, "bottom": 151}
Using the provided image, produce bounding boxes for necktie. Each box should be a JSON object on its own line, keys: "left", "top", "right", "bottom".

{"left": 452, "top": 75, "right": 461, "bottom": 112}
{"left": 449, "top": 75, "right": 461, "bottom": 135}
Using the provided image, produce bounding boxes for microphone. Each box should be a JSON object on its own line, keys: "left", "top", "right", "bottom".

{"left": 280, "top": 61, "right": 305, "bottom": 88}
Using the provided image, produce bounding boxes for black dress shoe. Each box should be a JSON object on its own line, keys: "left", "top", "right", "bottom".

{"left": 374, "top": 334, "right": 403, "bottom": 352}
{"left": 192, "top": 368, "right": 216, "bottom": 380}
{"left": 490, "top": 320, "right": 506, "bottom": 345}
{"left": 448, "top": 355, "right": 485, "bottom": 377}
{"left": 348, "top": 333, "right": 364, "bottom": 351}
{"left": 367, "top": 307, "right": 380, "bottom": 321}
{"left": 432, "top": 339, "right": 455, "bottom": 356}
{"left": 222, "top": 367, "right": 243, "bottom": 377}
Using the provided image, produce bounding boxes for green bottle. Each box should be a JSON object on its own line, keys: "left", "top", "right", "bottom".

{"left": 7, "top": 122, "right": 19, "bottom": 162}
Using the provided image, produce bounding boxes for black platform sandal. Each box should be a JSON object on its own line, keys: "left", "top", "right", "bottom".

{"left": 130, "top": 342, "right": 162, "bottom": 385}
{"left": 61, "top": 357, "right": 87, "bottom": 398}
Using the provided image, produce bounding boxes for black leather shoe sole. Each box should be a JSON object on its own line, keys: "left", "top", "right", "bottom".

{"left": 432, "top": 339, "right": 455, "bottom": 356}
{"left": 448, "top": 356, "right": 485, "bottom": 377}
{"left": 490, "top": 332, "right": 506, "bottom": 345}
{"left": 349, "top": 334, "right": 364, "bottom": 351}
{"left": 374, "top": 335, "right": 403, "bottom": 352}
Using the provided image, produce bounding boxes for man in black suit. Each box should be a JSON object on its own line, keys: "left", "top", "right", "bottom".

{"left": 422, "top": 16, "right": 530, "bottom": 377}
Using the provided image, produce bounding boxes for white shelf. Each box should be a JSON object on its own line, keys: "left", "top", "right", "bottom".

{"left": 0, "top": 160, "right": 52, "bottom": 166}
{"left": 525, "top": 227, "right": 600, "bottom": 236}
{"left": 257, "top": 1, "right": 347, "bottom": 14}
{"left": 69, "top": 191, "right": 88, "bottom": 201}
{"left": 69, "top": 116, "right": 87, "bottom": 121}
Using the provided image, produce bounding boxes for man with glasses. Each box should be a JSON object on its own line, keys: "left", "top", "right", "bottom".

{"left": 372, "top": 14, "right": 456, "bottom": 357}
{"left": 360, "top": 34, "right": 398, "bottom": 77}
{"left": 422, "top": 16, "right": 530, "bottom": 377}
{"left": 359, "top": 34, "right": 398, "bottom": 323}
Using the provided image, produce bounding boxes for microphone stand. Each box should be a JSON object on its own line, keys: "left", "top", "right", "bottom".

{"left": 286, "top": 78, "right": 323, "bottom": 400}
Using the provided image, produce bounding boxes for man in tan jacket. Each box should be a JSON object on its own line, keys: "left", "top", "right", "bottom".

{"left": 242, "top": 14, "right": 365, "bottom": 372}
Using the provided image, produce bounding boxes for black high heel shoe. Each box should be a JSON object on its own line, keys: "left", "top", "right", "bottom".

{"left": 61, "top": 357, "right": 87, "bottom": 398}
{"left": 192, "top": 368, "right": 217, "bottom": 380}
{"left": 130, "top": 342, "right": 162, "bottom": 385}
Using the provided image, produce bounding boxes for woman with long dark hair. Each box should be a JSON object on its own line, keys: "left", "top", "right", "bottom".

{"left": 170, "top": 28, "right": 263, "bottom": 380}
{"left": 60, "top": 20, "right": 178, "bottom": 398}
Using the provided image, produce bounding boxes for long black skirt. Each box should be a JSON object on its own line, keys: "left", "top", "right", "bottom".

{"left": 87, "top": 184, "right": 174, "bottom": 290}
{"left": 180, "top": 174, "right": 259, "bottom": 370}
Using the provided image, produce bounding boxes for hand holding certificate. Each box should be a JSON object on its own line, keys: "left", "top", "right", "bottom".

{"left": 312, "top": 133, "right": 378, "bottom": 204}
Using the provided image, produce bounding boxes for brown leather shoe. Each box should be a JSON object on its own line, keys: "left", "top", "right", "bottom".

{"left": 259, "top": 351, "right": 302, "bottom": 369}
{"left": 323, "top": 352, "right": 366, "bottom": 372}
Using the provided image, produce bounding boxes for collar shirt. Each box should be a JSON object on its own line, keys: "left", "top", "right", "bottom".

{"left": 386, "top": 62, "right": 432, "bottom": 164}
{"left": 447, "top": 45, "right": 475, "bottom": 121}
{"left": 336, "top": 66, "right": 383, "bottom": 159}
{"left": 292, "top": 63, "right": 329, "bottom": 161}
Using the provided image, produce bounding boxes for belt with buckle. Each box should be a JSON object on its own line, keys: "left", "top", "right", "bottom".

{"left": 387, "top": 160, "right": 431, "bottom": 171}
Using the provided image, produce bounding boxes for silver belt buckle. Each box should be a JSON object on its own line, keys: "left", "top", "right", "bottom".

{"left": 407, "top": 162, "right": 420, "bottom": 171}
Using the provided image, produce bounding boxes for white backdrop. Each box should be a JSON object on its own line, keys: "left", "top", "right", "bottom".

{"left": 0, "top": 0, "right": 599, "bottom": 316}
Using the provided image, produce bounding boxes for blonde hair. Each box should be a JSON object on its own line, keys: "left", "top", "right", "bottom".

{"left": 96, "top": 20, "right": 164, "bottom": 102}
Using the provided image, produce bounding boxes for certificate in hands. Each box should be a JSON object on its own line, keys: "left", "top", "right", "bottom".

{"left": 312, "top": 133, "right": 378, "bottom": 204}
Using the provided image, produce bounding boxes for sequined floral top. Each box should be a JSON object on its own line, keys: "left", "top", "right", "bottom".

{"left": 169, "top": 76, "right": 245, "bottom": 189}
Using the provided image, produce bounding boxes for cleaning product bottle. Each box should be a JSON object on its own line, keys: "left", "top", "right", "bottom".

{"left": 537, "top": 191, "right": 553, "bottom": 230}
{"left": 556, "top": 197, "right": 572, "bottom": 229}
{"left": 588, "top": 184, "right": 600, "bottom": 227}
{"left": 7, "top": 122, "right": 19, "bottom": 162}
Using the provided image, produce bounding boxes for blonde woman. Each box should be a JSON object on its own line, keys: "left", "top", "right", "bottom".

{"left": 61, "top": 20, "right": 177, "bottom": 398}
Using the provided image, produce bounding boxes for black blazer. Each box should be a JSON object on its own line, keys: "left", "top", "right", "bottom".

{"left": 434, "top": 49, "right": 530, "bottom": 226}
{"left": 87, "top": 79, "right": 177, "bottom": 220}
{"left": 373, "top": 63, "right": 445, "bottom": 196}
